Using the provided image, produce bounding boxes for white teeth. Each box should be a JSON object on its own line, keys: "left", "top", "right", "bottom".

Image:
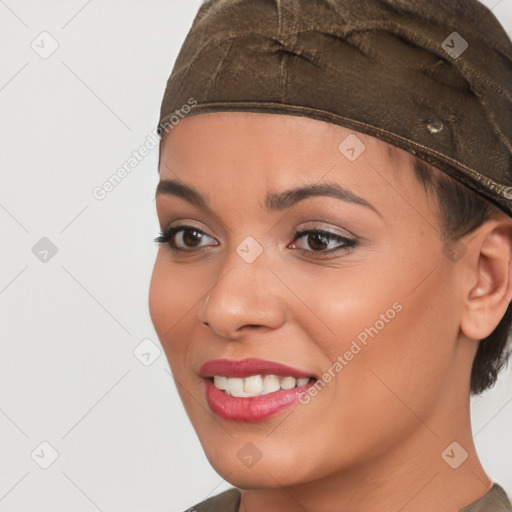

{"left": 262, "top": 375, "right": 280, "bottom": 395}
{"left": 244, "top": 375, "right": 263, "bottom": 394}
{"left": 226, "top": 377, "right": 244, "bottom": 396}
{"left": 214, "top": 375, "right": 228, "bottom": 390}
{"left": 213, "top": 374, "right": 311, "bottom": 396}
{"left": 280, "top": 376, "right": 296, "bottom": 389}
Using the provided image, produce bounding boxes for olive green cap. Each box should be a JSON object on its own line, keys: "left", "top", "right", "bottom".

{"left": 157, "top": 0, "right": 512, "bottom": 215}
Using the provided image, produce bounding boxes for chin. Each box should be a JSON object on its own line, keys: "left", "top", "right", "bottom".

{"left": 198, "top": 436, "right": 324, "bottom": 490}
{"left": 207, "top": 456, "right": 304, "bottom": 490}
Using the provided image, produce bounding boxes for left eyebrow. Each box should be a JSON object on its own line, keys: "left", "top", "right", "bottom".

{"left": 264, "top": 181, "right": 382, "bottom": 217}
{"left": 155, "top": 179, "right": 382, "bottom": 218}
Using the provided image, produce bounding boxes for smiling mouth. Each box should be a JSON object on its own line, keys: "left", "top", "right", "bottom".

{"left": 210, "top": 374, "right": 315, "bottom": 397}
{"left": 200, "top": 359, "right": 318, "bottom": 421}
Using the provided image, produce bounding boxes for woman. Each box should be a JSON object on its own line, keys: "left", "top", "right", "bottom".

{"left": 149, "top": 0, "right": 512, "bottom": 510}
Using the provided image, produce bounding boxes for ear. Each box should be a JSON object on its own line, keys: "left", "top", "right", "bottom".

{"left": 460, "top": 216, "right": 512, "bottom": 341}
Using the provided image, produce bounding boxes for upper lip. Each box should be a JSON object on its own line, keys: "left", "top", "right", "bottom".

{"left": 199, "top": 358, "right": 316, "bottom": 379}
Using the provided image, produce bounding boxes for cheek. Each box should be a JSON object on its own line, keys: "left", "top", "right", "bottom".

{"left": 281, "top": 270, "right": 448, "bottom": 467}
{"left": 300, "top": 249, "right": 454, "bottom": 408}
{"left": 148, "top": 253, "right": 212, "bottom": 380}
{"left": 149, "top": 254, "right": 203, "bottom": 336}
{"left": 148, "top": 255, "right": 170, "bottom": 336}
{"left": 148, "top": 255, "right": 191, "bottom": 370}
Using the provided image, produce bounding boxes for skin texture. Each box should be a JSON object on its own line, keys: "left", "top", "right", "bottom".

{"left": 149, "top": 112, "right": 512, "bottom": 512}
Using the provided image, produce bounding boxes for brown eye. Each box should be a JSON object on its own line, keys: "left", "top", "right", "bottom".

{"left": 181, "top": 228, "right": 204, "bottom": 248}
{"left": 306, "top": 232, "right": 330, "bottom": 251}
{"left": 154, "top": 225, "right": 218, "bottom": 251}
{"left": 290, "top": 228, "right": 357, "bottom": 257}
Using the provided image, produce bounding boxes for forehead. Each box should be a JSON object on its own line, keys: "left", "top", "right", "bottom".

{"left": 159, "top": 112, "right": 418, "bottom": 200}
{"left": 162, "top": 112, "right": 413, "bottom": 163}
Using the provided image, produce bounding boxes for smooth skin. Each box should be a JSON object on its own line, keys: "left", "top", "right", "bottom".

{"left": 149, "top": 112, "right": 512, "bottom": 512}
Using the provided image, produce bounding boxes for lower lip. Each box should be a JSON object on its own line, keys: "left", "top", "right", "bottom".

{"left": 204, "top": 378, "right": 315, "bottom": 422}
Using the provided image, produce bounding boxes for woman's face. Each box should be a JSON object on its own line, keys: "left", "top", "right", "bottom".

{"left": 149, "top": 112, "right": 473, "bottom": 488}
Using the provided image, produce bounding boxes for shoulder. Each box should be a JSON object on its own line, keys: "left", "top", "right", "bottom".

{"left": 183, "top": 488, "right": 241, "bottom": 512}
{"left": 459, "top": 483, "right": 512, "bottom": 512}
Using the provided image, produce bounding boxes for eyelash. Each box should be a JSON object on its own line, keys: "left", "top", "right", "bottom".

{"left": 154, "top": 224, "right": 358, "bottom": 258}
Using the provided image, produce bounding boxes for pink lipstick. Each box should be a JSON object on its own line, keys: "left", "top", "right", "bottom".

{"left": 199, "top": 358, "right": 317, "bottom": 422}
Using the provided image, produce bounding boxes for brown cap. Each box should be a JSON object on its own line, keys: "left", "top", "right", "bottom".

{"left": 157, "top": 0, "right": 512, "bottom": 215}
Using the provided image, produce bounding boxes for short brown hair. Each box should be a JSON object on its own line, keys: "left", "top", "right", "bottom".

{"left": 412, "top": 157, "right": 512, "bottom": 394}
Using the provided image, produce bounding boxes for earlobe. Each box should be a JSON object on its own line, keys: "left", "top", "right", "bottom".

{"left": 460, "top": 219, "right": 512, "bottom": 341}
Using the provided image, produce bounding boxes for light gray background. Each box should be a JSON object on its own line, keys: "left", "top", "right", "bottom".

{"left": 1, "top": 1, "right": 511, "bottom": 511}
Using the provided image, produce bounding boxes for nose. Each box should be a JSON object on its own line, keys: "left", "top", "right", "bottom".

{"left": 198, "top": 248, "right": 287, "bottom": 340}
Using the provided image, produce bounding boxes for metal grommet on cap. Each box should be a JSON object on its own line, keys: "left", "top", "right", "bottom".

{"left": 426, "top": 117, "right": 444, "bottom": 134}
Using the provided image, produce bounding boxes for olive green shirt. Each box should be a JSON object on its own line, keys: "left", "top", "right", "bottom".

{"left": 186, "top": 483, "right": 512, "bottom": 512}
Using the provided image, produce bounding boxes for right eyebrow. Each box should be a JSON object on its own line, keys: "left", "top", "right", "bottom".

{"left": 155, "top": 179, "right": 210, "bottom": 211}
